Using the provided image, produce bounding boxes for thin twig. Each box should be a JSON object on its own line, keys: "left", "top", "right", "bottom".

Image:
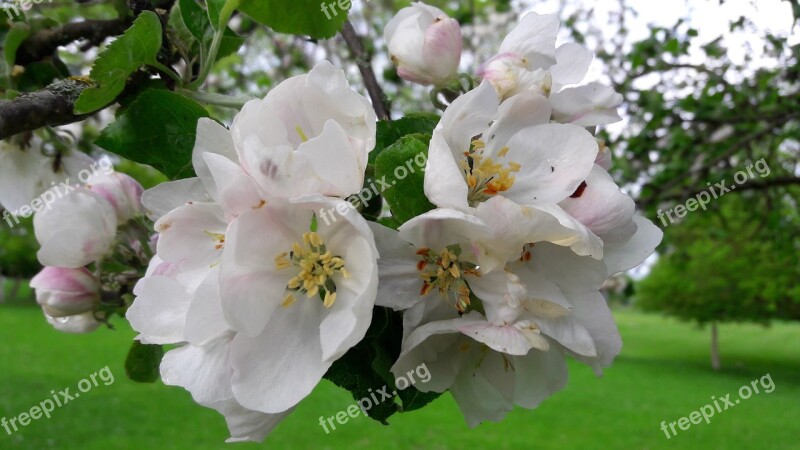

{"left": 340, "top": 20, "right": 390, "bottom": 121}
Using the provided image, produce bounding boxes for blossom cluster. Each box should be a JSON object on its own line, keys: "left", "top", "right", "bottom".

{"left": 126, "top": 61, "right": 380, "bottom": 441}
{"left": 381, "top": 3, "right": 661, "bottom": 427}
{"left": 22, "top": 153, "right": 146, "bottom": 333}
{"left": 16, "top": 2, "right": 662, "bottom": 443}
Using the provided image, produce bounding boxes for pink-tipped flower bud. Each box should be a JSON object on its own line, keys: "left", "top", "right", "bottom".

{"left": 45, "top": 311, "right": 104, "bottom": 334}
{"left": 384, "top": 2, "right": 462, "bottom": 87}
{"left": 31, "top": 267, "right": 100, "bottom": 318}
{"left": 86, "top": 171, "right": 144, "bottom": 223}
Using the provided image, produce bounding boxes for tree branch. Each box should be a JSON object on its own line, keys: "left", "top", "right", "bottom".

{"left": 15, "top": 19, "right": 130, "bottom": 65}
{"left": 0, "top": 79, "right": 90, "bottom": 139}
{"left": 341, "top": 20, "right": 391, "bottom": 121}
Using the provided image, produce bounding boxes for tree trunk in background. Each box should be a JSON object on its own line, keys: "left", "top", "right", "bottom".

{"left": 710, "top": 322, "right": 721, "bottom": 371}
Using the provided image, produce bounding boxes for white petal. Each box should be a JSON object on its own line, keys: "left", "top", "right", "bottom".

{"left": 562, "top": 289, "right": 621, "bottom": 373}
{"left": 202, "top": 152, "right": 263, "bottom": 219}
{"left": 127, "top": 276, "right": 192, "bottom": 344}
{"left": 559, "top": 165, "right": 636, "bottom": 244}
{"left": 512, "top": 347, "right": 568, "bottom": 408}
{"left": 526, "top": 242, "right": 607, "bottom": 292}
{"left": 219, "top": 208, "right": 294, "bottom": 337}
{"left": 399, "top": 207, "right": 494, "bottom": 250}
{"left": 603, "top": 215, "right": 663, "bottom": 275}
{"left": 449, "top": 350, "right": 515, "bottom": 427}
{"left": 484, "top": 92, "right": 552, "bottom": 154}
{"left": 154, "top": 203, "right": 227, "bottom": 271}
{"left": 160, "top": 335, "right": 235, "bottom": 405}
{"left": 184, "top": 270, "right": 230, "bottom": 345}
{"left": 499, "top": 13, "right": 559, "bottom": 70}
{"left": 214, "top": 400, "right": 292, "bottom": 443}
{"left": 392, "top": 316, "right": 469, "bottom": 393}
{"left": 550, "top": 43, "right": 593, "bottom": 89}
{"left": 503, "top": 123, "right": 598, "bottom": 205}
{"left": 231, "top": 299, "right": 327, "bottom": 414}
{"left": 456, "top": 320, "right": 532, "bottom": 355}
{"left": 438, "top": 82, "right": 499, "bottom": 153}
{"left": 192, "top": 118, "right": 239, "bottom": 200}
{"left": 550, "top": 83, "right": 623, "bottom": 126}
{"left": 294, "top": 120, "right": 364, "bottom": 198}
{"left": 142, "top": 178, "right": 210, "bottom": 221}
{"left": 318, "top": 222, "right": 378, "bottom": 362}
{"left": 475, "top": 197, "right": 603, "bottom": 263}
{"left": 369, "top": 222, "right": 422, "bottom": 310}
{"left": 34, "top": 189, "right": 117, "bottom": 268}
{"left": 423, "top": 131, "right": 471, "bottom": 212}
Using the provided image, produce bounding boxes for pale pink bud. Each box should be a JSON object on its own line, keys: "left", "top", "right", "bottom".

{"left": 45, "top": 311, "right": 104, "bottom": 334}
{"left": 31, "top": 267, "right": 100, "bottom": 318}
{"left": 384, "top": 3, "right": 462, "bottom": 87}
{"left": 478, "top": 53, "right": 551, "bottom": 99}
{"left": 86, "top": 172, "right": 144, "bottom": 222}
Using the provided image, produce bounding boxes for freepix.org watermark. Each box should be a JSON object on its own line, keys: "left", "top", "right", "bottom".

{"left": 1, "top": 366, "right": 115, "bottom": 436}
{"left": 2, "top": 0, "right": 52, "bottom": 20}
{"left": 317, "top": 362, "right": 431, "bottom": 433}
{"left": 320, "top": 0, "right": 370, "bottom": 20}
{"left": 657, "top": 158, "right": 771, "bottom": 227}
{"left": 318, "top": 150, "right": 428, "bottom": 226}
{"left": 2, "top": 157, "right": 113, "bottom": 228}
{"left": 659, "top": 373, "right": 775, "bottom": 439}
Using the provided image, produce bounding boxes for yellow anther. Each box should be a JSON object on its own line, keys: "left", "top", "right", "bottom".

{"left": 323, "top": 291, "right": 337, "bottom": 309}
{"left": 275, "top": 252, "right": 291, "bottom": 270}
{"left": 281, "top": 293, "right": 297, "bottom": 308}
{"left": 278, "top": 232, "right": 349, "bottom": 308}
{"left": 498, "top": 146, "right": 510, "bottom": 157}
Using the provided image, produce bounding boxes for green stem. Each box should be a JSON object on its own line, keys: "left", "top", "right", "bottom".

{"left": 178, "top": 89, "right": 252, "bottom": 109}
{"left": 190, "top": 0, "right": 241, "bottom": 89}
{"left": 149, "top": 61, "right": 183, "bottom": 85}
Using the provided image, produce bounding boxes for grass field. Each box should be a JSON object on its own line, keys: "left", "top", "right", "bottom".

{"left": 0, "top": 298, "right": 798, "bottom": 450}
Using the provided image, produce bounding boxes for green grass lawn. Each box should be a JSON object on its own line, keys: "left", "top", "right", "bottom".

{"left": 0, "top": 301, "right": 798, "bottom": 450}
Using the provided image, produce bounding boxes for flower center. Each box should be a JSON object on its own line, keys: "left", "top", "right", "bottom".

{"left": 416, "top": 246, "right": 481, "bottom": 313}
{"left": 460, "top": 139, "right": 521, "bottom": 207}
{"left": 275, "top": 231, "right": 350, "bottom": 309}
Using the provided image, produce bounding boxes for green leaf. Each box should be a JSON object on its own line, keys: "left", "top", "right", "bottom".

{"left": 124, "top": 341, "right": 164, "bottom": 383}
{"left": 237, "top": 0, "right": 351, "bottom": 39}
{"left": 74, "top": 12, "right": 163, "bottom": 114}
{"left": 372, "top": 113, "right": 439, "bottom": 164}
{"left": 179, "top": 0, "right": 244, "bottom": 62}
{"left": 323, "top": 308, "right": 399, "bottom": 424}
{"left": 374, "top": 134, "right": 436, "bottom": 225}
{"left": 3, "top": 23, "right": 30, "bottom": 73}
{"left": 366, "top": 308, "right": 442, "bottom": 414}
{"left": 95, "top": 89, "right": 210, "bottom": 180}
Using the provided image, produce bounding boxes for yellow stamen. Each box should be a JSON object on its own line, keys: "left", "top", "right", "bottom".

{"left": 281, "top": 293, "right": 297, "bottom": 308}
{"left": 295, "top": 125, "right": 309, "bottom": 142}
{"left": 323, "top": 291, "right": 337, "bottom": 309}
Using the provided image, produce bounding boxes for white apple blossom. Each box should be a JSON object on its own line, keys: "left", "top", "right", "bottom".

{"left": 231, "top": 61, "right": 376, "bottom": 200}
{"left": 127, "top": 262, "right": 292, "bottom": 442}
{"left": 388, "top": 215, "right": 662, "bottom": 426}
{"left": 384, "top": 2, "right": 462, "bottom": 87}
{"left": 478, "top": 14, "right": 623, "bottom": 126}
{"left": 424, "top": 82, "right": 604, "bottom": 258}
{"left": 219, "top": 196, "right": 378, "bottom": 413}
{"left": 128, "top": 61, "right": 383, "bottom": 440}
